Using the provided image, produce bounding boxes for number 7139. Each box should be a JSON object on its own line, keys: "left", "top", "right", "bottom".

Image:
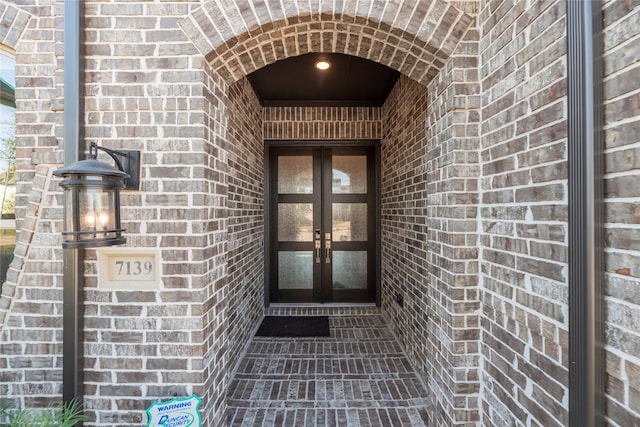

{"left": 115, "top": 260, "right": 153, "bottom": 276}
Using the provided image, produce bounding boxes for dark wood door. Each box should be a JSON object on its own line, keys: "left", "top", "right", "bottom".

{"left": 268, "top": 145, "right": 377, "bottom": 303}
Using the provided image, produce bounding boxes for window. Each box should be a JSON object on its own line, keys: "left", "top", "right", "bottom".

{"left": 0, "top": 47, "right": 16, "bottom": 288}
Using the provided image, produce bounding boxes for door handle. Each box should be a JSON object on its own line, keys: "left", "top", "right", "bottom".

{"left": 325, "top": 233, "right": 331, "bottom": 264}
{"left": 315, "top": 239, "right": 321, "bottom": 263}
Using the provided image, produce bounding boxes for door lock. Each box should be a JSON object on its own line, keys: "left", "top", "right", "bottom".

{"left": 315, "top": 229, "right": 321, "bottom": 263}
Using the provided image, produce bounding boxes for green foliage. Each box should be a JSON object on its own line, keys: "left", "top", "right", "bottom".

{"left": 0, "top": 135, "right": 15, "bottom": 163}
{"left": 2, "top": 192, "right": 14, "bottom": 215}
{"left": 0, "top": 117, "right": 16, "bottom": 162}
{"left": 0, "top": 120, "right": 16, "bottom": 217}
{"left": 0, "top": 398, "right": 89, "bottom": 427}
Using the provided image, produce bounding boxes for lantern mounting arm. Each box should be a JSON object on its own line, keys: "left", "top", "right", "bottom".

{"left": 89, "top": 141, "right": 140, "bottom": 190}
{"left": 90, "top": 141, "right": 124, "bottom": 172}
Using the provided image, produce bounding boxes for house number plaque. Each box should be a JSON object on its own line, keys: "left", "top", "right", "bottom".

{"left": 97, "top": 248, "right": 161, "bottom": 289}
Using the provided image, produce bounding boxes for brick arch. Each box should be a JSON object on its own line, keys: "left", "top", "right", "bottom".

{"left": 0, "top": 1, "right": 32, "bottom": 331}
{"left": 0, "top": 0, "right": 32, "bottom": 50}
{"left": 180, "top": 0, "right": 474, "bottom": 84}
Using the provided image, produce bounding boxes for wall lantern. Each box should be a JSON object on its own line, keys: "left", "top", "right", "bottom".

{"left": 53, "top": 142, "right": 140, "bottom": 249}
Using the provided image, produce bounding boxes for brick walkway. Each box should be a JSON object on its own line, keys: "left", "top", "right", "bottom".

{"left": 226, "top": 315, "right": 431, "bottom": 426}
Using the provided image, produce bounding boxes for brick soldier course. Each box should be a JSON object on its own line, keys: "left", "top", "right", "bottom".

{"left": 0, "top": 1, "right": 638, "bottom": 426}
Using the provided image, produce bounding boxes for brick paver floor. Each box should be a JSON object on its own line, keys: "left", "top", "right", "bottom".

{"left": 226, "top": 315, "right": 431, "bottom": 426}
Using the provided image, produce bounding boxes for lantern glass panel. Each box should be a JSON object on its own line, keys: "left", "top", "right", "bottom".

{"left": 63, "top": 186, "right": 76, "bottom": 234}
{"left": 78, "top": 187, "right": 116, "bottom": 233}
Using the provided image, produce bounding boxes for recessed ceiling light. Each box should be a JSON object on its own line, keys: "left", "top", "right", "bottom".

{"left": 315, "top": 60, "right": 330, "bottom": 70}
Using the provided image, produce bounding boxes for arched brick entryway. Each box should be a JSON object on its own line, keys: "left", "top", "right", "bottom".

{"left": 180, "top": 1, "right": 480, "bottom": 426}
{"left": 180, "top": 0, "right": 474, "bottom": 84}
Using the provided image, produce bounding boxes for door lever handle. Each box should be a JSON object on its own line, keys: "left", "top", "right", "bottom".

{"left": 325, "top": 238, "right": 331, "bottom": 263}
{"left": 315, "top": 239, "right": 321, "bottom": 263}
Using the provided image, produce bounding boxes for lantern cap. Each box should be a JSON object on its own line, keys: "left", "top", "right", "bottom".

{"left": 54, "top": 158, "right": 130, "bottom": 179}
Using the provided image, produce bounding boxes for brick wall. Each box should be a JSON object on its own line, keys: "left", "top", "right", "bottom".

{"left": 264, "top": 107, "right": 381, "bottom": 140}
{"left": 426, "top": 23, "right": 481, "bottom": 426}
{"left": 198, "top": 62, "right": 231, "bottom": 426}
{"left": 478, "top": 1, "right": 569, "bottom": 425}
{"left": 0, "top": 2, "right": 30, "bottom": 50}
{"left": 0, "top": 165, "right": 60, "bottom": 408}
{"left": 2, "top": 0, "right": 60, "bottom": 226}
{"left": 226, "top": 76, "right": 265, "bottom": 388}
{"left": 379, "top": 19, "right": 481, "bottom": 426}
{"left": 602, "top": 0, "right": 640, "bottom": 425}
{"left": 0, "top": 1, "right": 241, "bottom": 425}
{"left": 0, "top": 0, "right": 65, "bottom": 412}
{"left": 380, "top": 74, "right": 433, "bottom": 412}
{"left": 80, "top": 2, "right": 220, "bottom": 424}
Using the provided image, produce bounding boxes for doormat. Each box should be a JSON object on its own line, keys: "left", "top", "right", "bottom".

{"left": 255, "top": 316, "right": 330, "bottom": 337}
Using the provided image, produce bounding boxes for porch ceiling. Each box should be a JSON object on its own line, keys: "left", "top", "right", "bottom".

{"left": 247, "top": 52, "right": 400, "bottom": 107}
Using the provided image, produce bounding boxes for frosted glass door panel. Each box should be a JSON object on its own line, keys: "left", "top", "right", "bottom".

{"left": 278, "top": 252, "right": 313, "bottom": 289}
{"left": 332, "top": 203, "right": 367, "bottom": 242}
{"left": 333, "top": 251, "right": 367, "bottom": 289}
{"left": 278, "top": 156, "right": 313, "bottom": 194}
{"left": 278, "top": 203, "right": 313, "bottom": 241}
{"left": 332, "top": 155, "right": 367, "bottom": 194}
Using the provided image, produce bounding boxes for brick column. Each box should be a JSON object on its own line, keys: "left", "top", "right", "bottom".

{"left": 425, "top": 28, "right": 481, "bottom": 426}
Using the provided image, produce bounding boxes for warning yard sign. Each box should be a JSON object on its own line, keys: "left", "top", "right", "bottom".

{"left": 146, "top": 395, "right": 202, "bottom": 427}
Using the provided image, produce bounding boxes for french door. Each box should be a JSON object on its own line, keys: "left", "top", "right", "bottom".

{"left": 268, "top": 144, "right": 377, "bottom": 303}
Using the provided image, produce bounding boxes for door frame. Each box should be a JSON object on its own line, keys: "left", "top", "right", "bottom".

{"left": 264, "top": 140, "right": 381, "bottom": 307}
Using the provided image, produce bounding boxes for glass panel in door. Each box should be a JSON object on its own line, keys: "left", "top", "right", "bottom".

{"left": 332, "top": 251, "right": 367, "bottom": 289}
{"left": 332, "top": 155, "right": 367, "bottom": 194}
{"left": 278, "top": 252, "right": 313, "bottom": 289}
{"left": 278, "top": 156, "right": 313, "bottom": 194}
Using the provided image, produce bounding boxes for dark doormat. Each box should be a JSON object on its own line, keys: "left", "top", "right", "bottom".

{"left": 255, "top": 316, "right": 330, "bottom": 337}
